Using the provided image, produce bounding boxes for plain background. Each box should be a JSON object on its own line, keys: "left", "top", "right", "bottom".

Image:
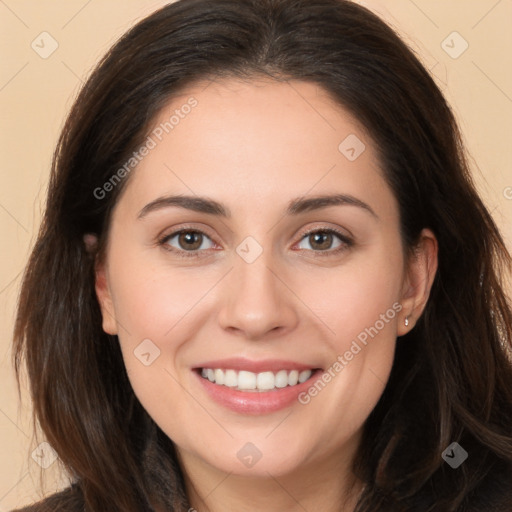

{"left": 1, "top": 0, "right": 511, "bottom": 509}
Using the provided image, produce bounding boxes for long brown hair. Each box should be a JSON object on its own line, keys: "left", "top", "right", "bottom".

{"left": 13, "top": 0, "right": 512, "bottom": 510}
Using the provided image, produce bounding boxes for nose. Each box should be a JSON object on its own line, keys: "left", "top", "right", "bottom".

{"left": 217, "top": 248, "right": 300, "bottom": 341}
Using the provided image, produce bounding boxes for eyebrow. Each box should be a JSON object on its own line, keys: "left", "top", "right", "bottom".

{"left": 137, "top": 193, "right": 378, "bottom": 220}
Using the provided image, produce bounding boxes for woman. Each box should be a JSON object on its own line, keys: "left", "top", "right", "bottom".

{"left": 12, "top": 0, "right": 512, "bottom": 510}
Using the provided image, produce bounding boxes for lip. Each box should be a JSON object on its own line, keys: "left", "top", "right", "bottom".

{"left": 194, "top": 357, "right": 321, "bottom": 374}
{"left": 192, "top": 359, "right": 323, "bottom": 415}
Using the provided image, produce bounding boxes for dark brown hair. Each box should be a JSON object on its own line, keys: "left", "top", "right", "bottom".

{"left": 13, "top": 0, "right": 512, "bottom": 511}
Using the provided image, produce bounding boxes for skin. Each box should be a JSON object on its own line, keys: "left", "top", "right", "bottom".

{"left": 90, "top": 77, "right": 438, "bottom": 512}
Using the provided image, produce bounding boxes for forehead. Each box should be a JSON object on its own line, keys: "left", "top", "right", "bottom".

{"left": 112, "top": 77, "right": 396, "bottom": 222}
{"left": 152, "top": 77, "right": 368, "bottom": 160}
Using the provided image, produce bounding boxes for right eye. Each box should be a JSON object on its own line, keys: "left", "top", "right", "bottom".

{"left": 159, "top": 229, "right": 217, "bottom": 258}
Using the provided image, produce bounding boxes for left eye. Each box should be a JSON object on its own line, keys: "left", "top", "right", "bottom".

{"left": 296, "top": 229, "right": 349, "bottom": 252}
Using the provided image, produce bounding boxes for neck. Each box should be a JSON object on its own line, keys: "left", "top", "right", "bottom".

{"left": 178, "top": 437, "right": 364, "bottom": 512}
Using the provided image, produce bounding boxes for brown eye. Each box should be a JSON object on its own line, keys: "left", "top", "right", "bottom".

{"left": 296, "top": 228, "right": 353, "bottom": 254}
{"left": 160, "top": 229, "right": 215, "bottom": 256}
{"left": 308, "top": 231, "right": 334, "bottom": 250}
{"left": 177, "top": 231, "right": 203, "bottom": 251}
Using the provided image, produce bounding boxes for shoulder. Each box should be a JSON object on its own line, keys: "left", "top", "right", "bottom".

{"left": 10, "top": 483, "right": 84, "bottom": 512}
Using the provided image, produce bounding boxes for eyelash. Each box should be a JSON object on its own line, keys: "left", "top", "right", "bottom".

{"left": 158, "top": 225, "right": 354, "bottom": 259}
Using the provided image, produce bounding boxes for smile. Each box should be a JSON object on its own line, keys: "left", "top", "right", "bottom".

{"left": 200, "top": 368, "right": 315, "bottom": 392}
{"left": 193, "top": 358, "right": 324, "bottom": 414}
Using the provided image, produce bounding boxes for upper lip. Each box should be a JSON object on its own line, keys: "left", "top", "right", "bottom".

{"left": 194, "top": 357, "right": 322, "bottom": 373}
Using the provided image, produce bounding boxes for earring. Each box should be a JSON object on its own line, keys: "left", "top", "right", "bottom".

{"left": 404, "top": 316, "right": 409, "bottom": 327}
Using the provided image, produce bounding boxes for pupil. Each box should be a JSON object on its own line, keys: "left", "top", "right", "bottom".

{"left": 181, "top": 232, "right": 201, "bottom": 250}
{"left": 312, "top": 232, "right": 331, "bottom": 250}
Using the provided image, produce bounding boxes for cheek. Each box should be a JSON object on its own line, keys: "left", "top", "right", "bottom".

{"left": 292, "top": 244, "right": 403, "bottom": 434}
{"left": 109, "top": 259, "right": 212, "bottom": 437}
{"left": 106, "top": 245, "right": 228, "bottom": 417}
{"left": 108, "top": 242, "right": 212, "bottom": 340}
{"left": 300, "top": 244, "right": 404, "bottom": 348}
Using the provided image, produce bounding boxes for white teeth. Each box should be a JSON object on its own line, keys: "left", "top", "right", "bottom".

{"left": 238, "top": 370, "right": 256, "bottom": 390}
{"left": 224, "top": 369, "right": 237, "bottom": 387}
{"left": 200, "top": 367, "right": 315, "bottom": 391}
{"left": 214, "top": 369, "right": 224, "bottom": 385}
{"left": 298, "top": 369, "right": 312, "bottom": 383}
{"left": 257, "top": 371, "right": 275, "bottom": 390}
{"left": 288, "top": 369, "right": 299, "bottom": 386}
{"left": 274, "top": 370, "right": 288, "bottom": 388}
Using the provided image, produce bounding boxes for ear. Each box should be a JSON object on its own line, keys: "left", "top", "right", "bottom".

{"left": 397, "top": 228, "right": 438, "bottom": 336}
{"left": 83, "top": 233, "right": 118, "bottom": 335}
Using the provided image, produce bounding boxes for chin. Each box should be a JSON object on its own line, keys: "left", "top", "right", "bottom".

{"left": 189, "top": 431, "right": 316, "bottom": 478}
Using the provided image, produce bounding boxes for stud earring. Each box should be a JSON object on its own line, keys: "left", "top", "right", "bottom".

{"left": 404, "top": 316, "right": 409, "bottom": 327}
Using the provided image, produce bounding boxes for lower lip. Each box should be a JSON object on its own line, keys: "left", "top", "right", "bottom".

{"left": 194, "top": 369, "right": 322, "bottom": 415}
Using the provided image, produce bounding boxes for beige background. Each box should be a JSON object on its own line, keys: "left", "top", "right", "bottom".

{"left": 1, "top": 0, "right": 511, "bottom": 509}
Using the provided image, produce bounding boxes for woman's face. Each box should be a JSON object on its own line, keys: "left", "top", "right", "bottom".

{"left": 94, "top": 78, "right": 436, "bottom": 481}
